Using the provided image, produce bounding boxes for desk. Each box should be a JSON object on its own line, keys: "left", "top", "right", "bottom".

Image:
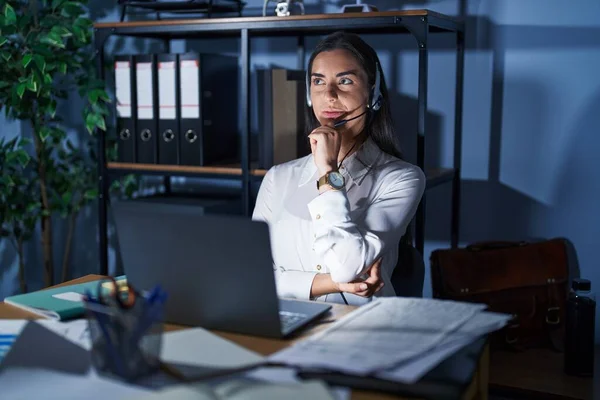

{"left": 0, "top": 275, "right": 489, "bottom": 400}
{"left": 489, "top": 347, "right": 597, "bottom": 400}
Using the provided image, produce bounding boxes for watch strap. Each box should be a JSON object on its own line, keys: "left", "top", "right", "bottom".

{"left": 317, "top": 174, "right": 329, "bottom": 190}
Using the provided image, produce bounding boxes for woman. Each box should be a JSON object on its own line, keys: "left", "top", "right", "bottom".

{"left": 252, "top": 31, "right": 425, "bottom": 305}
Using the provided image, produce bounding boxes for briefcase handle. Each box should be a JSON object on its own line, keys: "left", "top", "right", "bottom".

{"left": 466, "top": 241, "right": 529, "bottom": 252}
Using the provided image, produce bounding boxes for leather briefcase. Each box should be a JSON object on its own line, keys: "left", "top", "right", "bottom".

{"left": 430, "top": 239, "right": 570, "bottom": 351}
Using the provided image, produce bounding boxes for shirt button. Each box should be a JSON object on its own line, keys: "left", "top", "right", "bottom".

{"left": 316, "top": 265, "right": 322, "bottom": 271}
{"left": 316, "top": 214, "right": 321, "bottom": 220}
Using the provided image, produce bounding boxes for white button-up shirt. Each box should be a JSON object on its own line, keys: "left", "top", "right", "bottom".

{"left": 252, "top": 137, "right": 426, "bottom": 306}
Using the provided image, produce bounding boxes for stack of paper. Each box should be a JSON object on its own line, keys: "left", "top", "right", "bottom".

{"left": 269, "top": 297, "right": 511, "bottom": 384}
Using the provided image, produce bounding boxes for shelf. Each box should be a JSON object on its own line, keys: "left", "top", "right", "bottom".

{"left": 108, "top": 162, "right": 453, "bottom": 188}
{"left": 107, "top": 162, "right": 267, "bottom": 178}
{"left": 93, "top": 10, "right": 463, "bottom": 40}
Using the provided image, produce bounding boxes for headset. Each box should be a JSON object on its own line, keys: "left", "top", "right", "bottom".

{"left": 306, "top": 61, "right": 383, "bottom": 127}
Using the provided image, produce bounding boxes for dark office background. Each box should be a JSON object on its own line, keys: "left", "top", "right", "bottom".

{"left": 1, "top": 0, "right": 599, "bottom": 342}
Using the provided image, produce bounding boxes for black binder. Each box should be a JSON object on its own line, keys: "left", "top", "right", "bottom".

{"left": 157, "top": 53, "right": 179, "bottom": 165}
{"left": 114, "top": 55, "right": 136, "bottom": 163}
{"left": 134, "top": 54, "right": 158, "bottom": 164}
{"left": 178, "top": 52, "right": 238, "bottom": 166}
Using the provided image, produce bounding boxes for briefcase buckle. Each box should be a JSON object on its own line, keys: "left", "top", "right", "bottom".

{"left": 546, "top": 307, "right": 560, "bottom": 325}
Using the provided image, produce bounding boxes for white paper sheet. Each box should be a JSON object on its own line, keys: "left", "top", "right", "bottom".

{"left": 160, "top": 328, "right": 264, "bottom": 369}
{"left": 179, "top": 59, "right": 200, "bottom": 119}
{"left": 376, "top": 311, "right": 512, "bottom": 383}
{"left": 245, "top": 367, "right": 350, "bottom": 400}
{"left": 136, "top": 62, "right": 154, "bottom": 120}
{"left": 115, "top": 61, "right": 132, "bottom": 118}
{"left": 0, "top": 368, "right": 152, "bottom": 400}
{"left": 158, "top": 61, "right": 176, "bottom": 120}
{"left": 269, "top": 297, "right": 488, "bottom": 375}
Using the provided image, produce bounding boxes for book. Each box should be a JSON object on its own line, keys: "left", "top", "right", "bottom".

{"left": 3, "top": 276, "right": 127, "bottom": 321}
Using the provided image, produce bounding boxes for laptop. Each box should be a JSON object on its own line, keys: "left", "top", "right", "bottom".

{"left": 112, "top": 200, "right": 332, "bottom": 339}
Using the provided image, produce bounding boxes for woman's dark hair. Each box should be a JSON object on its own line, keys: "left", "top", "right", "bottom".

{"left": 305, "top": 31, "right": 403, "bottom": 159}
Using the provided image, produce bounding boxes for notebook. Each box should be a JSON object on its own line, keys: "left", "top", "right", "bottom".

{"left": 3, "top": 276, "right": 126, "bottom": 320}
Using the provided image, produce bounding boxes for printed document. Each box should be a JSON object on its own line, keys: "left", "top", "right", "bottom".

{"left": 269, "top": 297, "right": 501, "bottom": 377}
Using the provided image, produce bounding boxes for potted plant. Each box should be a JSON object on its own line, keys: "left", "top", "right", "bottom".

{"left": 0, "top": 0, "right": 115, "bottom": 288}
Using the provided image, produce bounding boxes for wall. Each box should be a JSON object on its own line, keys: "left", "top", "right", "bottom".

{"left": 1, "top": 0, "right": 598, "bottom": 340}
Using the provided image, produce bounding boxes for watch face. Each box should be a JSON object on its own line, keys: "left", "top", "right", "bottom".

{"left": 329, "top": 172, "right": 345, "bottom": 189}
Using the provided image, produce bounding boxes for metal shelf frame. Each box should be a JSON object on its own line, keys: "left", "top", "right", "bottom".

{"left": 93, "top": 10, "right": 465, "bottom": 276}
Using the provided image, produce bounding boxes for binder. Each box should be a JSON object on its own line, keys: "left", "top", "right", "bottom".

{"left": 157, "top": 53, "right": 179, "bottom": 165}
{"left": 178, "top": 53, "right": 238, "bottom": 166}
{"left": 134, "top": 54, "right": 158, "bottom": 164}
{"left": 114, "top": 55, "right": 136, "bottom": 163}
{"left": 3, "top": 276, "right": 126, "bottom": 320}
{"left": 257, "top": 68, "right": 308, "bottom": 169}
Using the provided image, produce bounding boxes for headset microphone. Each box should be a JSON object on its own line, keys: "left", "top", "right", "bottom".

{"left": 333, "top": 109, "right": 368, "bottom": 128}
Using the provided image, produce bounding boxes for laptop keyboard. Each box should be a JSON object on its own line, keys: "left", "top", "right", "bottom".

{"left": 279, "top": 310, "right": 308, "bottom": 331}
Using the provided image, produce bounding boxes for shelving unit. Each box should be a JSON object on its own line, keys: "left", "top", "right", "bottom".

{"left": 93, "top": 10, "right": 465, "bottom": 276}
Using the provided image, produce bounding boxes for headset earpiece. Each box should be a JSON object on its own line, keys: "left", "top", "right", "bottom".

{"left": 306, "top": 71, "right": 312, "bottom": 107}
{"left": 369, "top": 62, "right": 382, "bottom": 111}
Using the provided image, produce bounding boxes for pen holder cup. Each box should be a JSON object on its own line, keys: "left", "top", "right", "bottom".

{"left": 84, "top": 299, "right": 165, "bottom": 382}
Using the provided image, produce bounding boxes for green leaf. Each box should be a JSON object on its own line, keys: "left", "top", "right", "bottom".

{"left": 22, "top": 54, "right": 33, "bottom": 68}
{"left": 85, "top": 112, "right": 96, "bottom": 134}
{"left": 96, "top": 115, "right": 106, "bottom": 131}
{"left": 58, "top": 62, "right": 67, "bottom": 74}
{"left": 16, "top": 82, "right": 26, "bottom": 98}
{"left": 4, "top": 4, "right": 16, "bottom": 25}
{"left": 88, "top": 88, "right": 110, "bottom": 105}
{"left": 39, "top": 127, "right": 50, "bottom": 142}
{"left": 48, "top": 99, "right": 57, "bottom": 117}
{"left": 0, "top": 36, "right": 6, "bottom": 48}
{"left": 33, "top": 55, "right": 46, "bottom": 72}
{"left": 51, "top": 25, "right": 72, "bottom": 38}
{"left": 15, "top": 149, "right": 30, "bottom": 167}
{"left": 1, "top": 51, "right": 11, "bottom": 62}
{"left": 40, "top": 33, "right": 65, "bottom": 49}
{"left": 26, "top": 75, "right": 37, "bottom": 92}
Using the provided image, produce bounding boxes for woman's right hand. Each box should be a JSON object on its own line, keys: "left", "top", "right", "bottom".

{"left": 337, "top": 258, "right": 384, "bottom": 298}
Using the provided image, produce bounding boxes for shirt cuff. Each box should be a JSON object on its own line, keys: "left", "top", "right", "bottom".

{"left": 307, "top": 189, "right": 351, "bottom": 226}
{"left": 276, "top": 270, "right": 318, "bottom": 300}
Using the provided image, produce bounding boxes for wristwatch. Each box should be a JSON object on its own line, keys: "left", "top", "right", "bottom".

{"left": 317, "top": 171, "right": 345, "bottom": 190}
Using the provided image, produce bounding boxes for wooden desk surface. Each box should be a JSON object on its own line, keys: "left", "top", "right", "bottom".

{"left": 0, "top": 275, "right": 486, "bottom": 400}
{"left": 489, "top": 347, "right": 597, "bottom": 400}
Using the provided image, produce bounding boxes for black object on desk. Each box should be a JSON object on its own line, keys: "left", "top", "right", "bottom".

{"left": 565, "top": 278, "right": 596, "bottom": 377}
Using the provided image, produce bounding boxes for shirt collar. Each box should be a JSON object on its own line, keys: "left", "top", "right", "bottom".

{"left": 298, "top": 136, "right": 382, "bottom": 187}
